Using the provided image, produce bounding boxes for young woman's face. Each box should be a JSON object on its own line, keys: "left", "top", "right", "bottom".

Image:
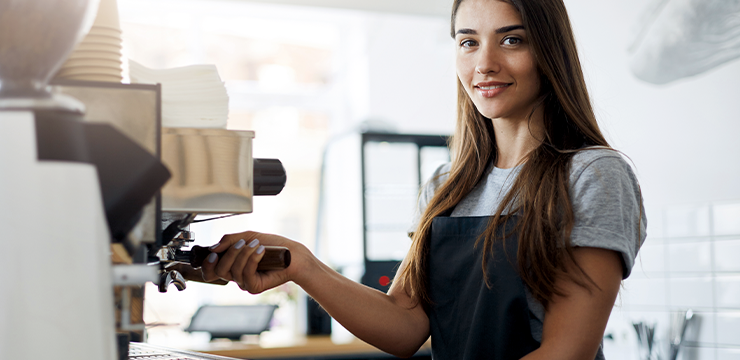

{"left": 454, "top": 0, "right": 541, "bottom": 121}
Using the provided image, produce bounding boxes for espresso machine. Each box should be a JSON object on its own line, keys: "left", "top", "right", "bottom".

{"left": 0, "top": 1, "right": 286, "bottom": 359}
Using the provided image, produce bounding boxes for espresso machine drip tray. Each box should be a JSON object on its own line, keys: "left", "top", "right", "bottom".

{"left": 129, "top": 342, "right": 236, "bottom": 360}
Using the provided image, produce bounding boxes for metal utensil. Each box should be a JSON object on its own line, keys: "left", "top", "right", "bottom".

{"left": 633, "top": 321, "right": 658, "bottom": 360}
{"left": 669, "top": 309, "right": 694, "bottom": 360}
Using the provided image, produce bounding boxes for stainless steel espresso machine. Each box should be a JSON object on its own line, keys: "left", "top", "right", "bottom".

{"left": 0, "top": 1, "right": 286, "bottom": 359}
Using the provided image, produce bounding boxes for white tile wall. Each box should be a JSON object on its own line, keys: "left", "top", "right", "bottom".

{"left": 714, "top": 239, "right": 740, "bottom": 272}
{"left": 646, "top": 207, "right": 665, "bottom": 239}
{"left": 716, "top": 347, "right": 740, "bottom": 360}
{"left": 635, "top": 241, "right": 666, "bottom": 273}
{"left": 677, "top": 346, "right": 716, "bottom": 360}
{"left": 684, "top": 311, "right": 717, "bottom": 346}
{"left": 669, "top": 276, "right": 714, "bottom": 309}
{"left": 665, "top": 205, "right": 711, "bottom": 238}
{"left": 669, "top": 241, "right": 713, "bottom": 273}
{"left": 713, "top": 203, "right": 740, "bottom": 236}
{"left": 607, "top": 201, "right": 740, "bottom": 360}
{"left": 622, "top": 275, "right": 668, "bottom": 307}
{"left": 716, "top": 312, "right": 740, "bottom": 346}
{"left": 715, "top": 276, "right": 740, "bottom": 309}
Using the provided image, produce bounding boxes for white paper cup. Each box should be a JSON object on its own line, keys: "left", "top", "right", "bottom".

{"left": 88, "top": 25, "right": 122, "bottom": 38}
{"left": 63, "top": 58, "right": 122, "bottom": 68}
{"left": 56, "top": 66, "right": 122, "bottom": 77}
{"left": 92, "top": 0, "right": 121, "bottom": 31}
{"left": 56, "top": 74, "right": 123, "bottom": 82}
{"left": 75, "top": 42, "right": 122, "bottom": 53}
{"left": 67, "top": 50, "right": 122, "bottom": 61}
{"left": 83, "top": 33, "right": 122, "bottom": 44}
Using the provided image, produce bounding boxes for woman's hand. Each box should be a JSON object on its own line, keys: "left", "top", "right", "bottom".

{"left": 202, "top": 231, "right": 430, "bottom": 357}
{"left": 200, "top": 231, "right": 314, "bottom": 294}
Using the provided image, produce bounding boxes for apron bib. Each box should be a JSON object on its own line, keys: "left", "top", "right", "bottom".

{"left": 427, "top": 215, "right": 540, "bottom": 359}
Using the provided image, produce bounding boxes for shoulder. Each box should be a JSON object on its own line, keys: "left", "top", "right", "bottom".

{"left": 567, "top": 147, "right": 646, "bottom": 279}
{"left": 569, "top": 147, "right": 634, "bottom": 182}
{"left": 568, "top": 147, "right": 640, "bottom": 195}
{"left": 409, "top": 163, "right": 452, "bottom": 234}
{"left": 568, "top": 146, "right": 642, "bottom": 208}
{"left": 422, "top": 162, "right": 452, "bottom": 196}
{"left": 418, "top": 162, "right": 452, "bottom": 208}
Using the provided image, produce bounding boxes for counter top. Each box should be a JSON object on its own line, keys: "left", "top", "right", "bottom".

{"left": 194, "top": 336, "right": 431, "bottom": 359}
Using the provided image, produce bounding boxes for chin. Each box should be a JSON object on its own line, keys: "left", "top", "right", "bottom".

{"left": 476, "top": 108, "right": 506, "bottom": 120}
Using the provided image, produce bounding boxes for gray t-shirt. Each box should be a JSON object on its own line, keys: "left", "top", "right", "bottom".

{"left": 409, "top": 148, "right": 647, "bottom": 360}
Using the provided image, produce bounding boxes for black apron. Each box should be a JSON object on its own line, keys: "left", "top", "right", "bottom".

{"left": 427, "top": 214, "right": 540, "bottom": 359}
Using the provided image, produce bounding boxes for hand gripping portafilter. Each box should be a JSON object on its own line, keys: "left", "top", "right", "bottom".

{"left": 176, "top": 245, "right": 291, "bottom": 271}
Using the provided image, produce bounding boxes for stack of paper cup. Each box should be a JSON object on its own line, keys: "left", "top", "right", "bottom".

{"left": 54, "top": 0, "right": 123, "bottom": 82}
{"left": 129, "top": 60, "right": 230, "bottom": 129}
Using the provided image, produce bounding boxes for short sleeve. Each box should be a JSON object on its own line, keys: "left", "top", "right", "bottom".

{"left": 568, "top": 151, "right": 647, "bottom": 279}
{"left": 408, "top": 163, "right": 451, "bottom": 237}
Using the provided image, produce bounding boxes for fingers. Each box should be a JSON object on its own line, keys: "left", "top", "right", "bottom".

{"left": 231, "top": 239, "right": 262, "bottom": 287}
{"left": 200, "top": 230, "right": 294, "bottom": 291}
{"left": 200, "top": 251, "right": 221, "bottom": 282}
{"left": 240, "top": 245, "right": 266, "bottom": 291}
{"left": 201, "top": 231, "right": 259, "bottom": 281}
{"left": 210, "top": 231, "right": 259, "bottom": 253}
{"left": 212, "top": 238, "right": 250, "bottom": 281}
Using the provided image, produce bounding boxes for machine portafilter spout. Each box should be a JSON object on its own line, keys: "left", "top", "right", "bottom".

{"left": 158, "top": 270, "right": 186, "bottom": 293}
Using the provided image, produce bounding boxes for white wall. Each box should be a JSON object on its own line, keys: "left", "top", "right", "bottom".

{"left": 570, "top": 1, "right": 740, "bottom": 358}
{"left": 363, "top": 13, "right": 457, "bottom": 135}
{"left": 566, "top": 0, "right": 740, "bottom": 208}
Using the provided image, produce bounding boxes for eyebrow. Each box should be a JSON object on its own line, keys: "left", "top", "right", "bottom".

{"left": 454, "top": 24, "right": 525, "bottom": 36}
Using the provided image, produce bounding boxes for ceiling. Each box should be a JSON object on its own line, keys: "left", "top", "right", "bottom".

{"left": 234, "top": 0, "right": 454, "bottom": 17}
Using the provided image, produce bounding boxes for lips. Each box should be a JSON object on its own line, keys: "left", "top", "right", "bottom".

{"left": 474, "top": 81, "right": 512, "bottom": 98}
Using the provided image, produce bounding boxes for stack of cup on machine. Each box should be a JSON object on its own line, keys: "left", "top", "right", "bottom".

{"left": 54, "top": 0, "right": 123, "bottom": 83}
{"left": 128, "top": 60, "right": 230, "bottom": 129}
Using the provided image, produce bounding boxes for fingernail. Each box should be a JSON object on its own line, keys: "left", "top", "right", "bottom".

{"left": 207, "top": 253, "right": 218, "bottom": 263}
{"left": 234, "top": 239, "right": 246, "bottom": 249}
{"left": 209, "top": 244, "right": 219, "bottom": 250}
{"left": 248, "top": 239, "right": 260, "bottom": 248}
{"left": 256, "top": 245, "right": 265, "bottom": 254}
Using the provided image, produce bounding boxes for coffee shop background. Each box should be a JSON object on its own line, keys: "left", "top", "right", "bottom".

{"left": 117, "top": 0, "right": 740, "bottom": 358}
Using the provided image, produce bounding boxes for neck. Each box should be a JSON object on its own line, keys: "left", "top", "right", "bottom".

{"left": 492, "top": 107, "right": 545, "bottom": 169}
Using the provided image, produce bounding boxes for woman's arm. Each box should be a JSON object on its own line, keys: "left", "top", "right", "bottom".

{"left": 200, "top": 231, "right": 429, "bottom": 358}
{"left": 521, "top": 247, "right": 623, "bottom": 360}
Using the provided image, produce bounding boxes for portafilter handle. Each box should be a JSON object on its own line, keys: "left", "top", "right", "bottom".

{"left": 188, "top": 245, "right": 291, "bottom": 271}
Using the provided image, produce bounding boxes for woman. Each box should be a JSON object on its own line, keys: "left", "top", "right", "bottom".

{"left": 202, "top": 0, "right": 646, "bottom": 358}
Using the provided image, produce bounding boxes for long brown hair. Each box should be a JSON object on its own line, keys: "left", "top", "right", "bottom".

{"left": 397, "top": 0, "right": 611, "bottom": 309}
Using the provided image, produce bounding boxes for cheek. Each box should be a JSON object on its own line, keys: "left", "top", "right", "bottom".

{"left": 455, "top": 59, "right": 474, "bottom": 90}
{"left": 523, "top": 58, "right": 540, "bottom": 88}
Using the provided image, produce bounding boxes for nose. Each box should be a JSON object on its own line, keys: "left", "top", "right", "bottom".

{"left": 475, "top": 43, "right": 500, "bottom": 75}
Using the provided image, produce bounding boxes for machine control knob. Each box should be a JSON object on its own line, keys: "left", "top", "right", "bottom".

{"left": 253, "top": 158, "right": 286, "bottom": 196}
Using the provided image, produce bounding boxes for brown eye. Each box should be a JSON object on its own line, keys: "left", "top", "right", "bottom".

{"left": 460, "top": 39, "right": 478, "bottom": 48}
{"left": 502, "top": 37, "right": 522, "bottom": 46}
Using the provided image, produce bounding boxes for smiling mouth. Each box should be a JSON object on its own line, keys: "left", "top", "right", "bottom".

{"left": 476, "top": 84, "right": 511, "bottom": 90}
{"left": 475, "top": 83, "right": 512, "bottom": 98}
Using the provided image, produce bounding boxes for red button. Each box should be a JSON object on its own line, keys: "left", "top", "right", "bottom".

{"left": 379, "top": 276, "right": 390, "bottom": 287}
